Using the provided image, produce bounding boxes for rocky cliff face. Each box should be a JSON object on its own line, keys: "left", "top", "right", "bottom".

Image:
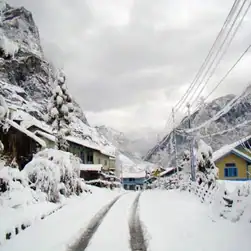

{"left": 0, "top": 2, "right": 117, "bottom": 154}
{"left": 0, "top": 2, "right": 88, "bottom": 124}
{"left": 145, "top": 86, "right": 251, "bottom": 166}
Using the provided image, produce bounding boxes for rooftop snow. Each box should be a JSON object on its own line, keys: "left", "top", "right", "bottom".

{"left": 159, "top": 167, "right": 175, "bottom": 177}
{"left": 80, "top": 164, "right": 102, "bottom": 172}
{"left": 66, "top": 135, "right": 115, "bottom": 157}
{"left": 231, "top": 149, "right": 251, "bottom": 163}
{"left": 34, "top": 130, "right": 56, "bottom": 143}
{"left": 121, "top": 171, "right": 146, "bottom": 179}
{"left": 7, "top": 119, "right": 46, "bottom": 148}
{"left": 213, "top": 135, "right": 251, "bottom": 161}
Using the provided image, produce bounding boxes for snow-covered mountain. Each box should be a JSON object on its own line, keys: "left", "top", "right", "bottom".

{"left": 95, "top": 125, "right": 142, "bottom": 157}
{"left": 0, "top": 2, "right": 115, "bottom": 155}
{"left": 96, "top": 125, "right": 156, "bottom": 173}
{"left": 145, "top": 85, "right": 251, "bottom": 166}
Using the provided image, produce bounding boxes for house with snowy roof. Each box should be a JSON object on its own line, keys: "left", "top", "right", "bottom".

{"left": 34, "top": 132, "right": 116, "bottom": 171}
{"left": 0, "top": 119, "right": 46, "bottom": 169}
{"left": 1, "top": 108, "right": 116, "bottom": 171}
{"left": 213, "top": 135, "right": 251, "bottom": 181}
{"left": 121, "top": 171, "right": 147, "bottom": 190}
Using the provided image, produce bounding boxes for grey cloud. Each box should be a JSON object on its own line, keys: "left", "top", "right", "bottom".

{"left": 7, "top": 0, "right": 251, "bottom": 132}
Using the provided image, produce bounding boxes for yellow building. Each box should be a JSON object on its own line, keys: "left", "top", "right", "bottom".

{"left": 213, "top": 136, "right": 251, "bottom": 181}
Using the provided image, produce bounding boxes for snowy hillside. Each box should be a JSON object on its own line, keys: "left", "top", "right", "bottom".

{"left": 95, "top": 125, "right": 142, "bottom": 157}
{"left": 0, "top": 2, "right": 115, "bottom": 155}
{"left": 96, "top": 125, "right": 158, "bottom": 157}
{"left": 96, "top": 126, "right": 155, "bottom": 172}
{"left": 145, "top": 85, "right": 251, "bottom": 166}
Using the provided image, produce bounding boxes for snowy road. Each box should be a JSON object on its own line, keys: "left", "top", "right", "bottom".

{"left": 1, "top": 189, "right": 251, "bottom": 251}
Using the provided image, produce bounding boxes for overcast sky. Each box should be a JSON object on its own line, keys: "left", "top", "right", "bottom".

{"left": 8, "top": 0, "right": 251, "bottom": 135}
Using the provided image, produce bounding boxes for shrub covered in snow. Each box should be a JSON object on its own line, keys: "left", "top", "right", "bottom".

{"left": 213, "top": 181, "right": 251, "bottom": 223}
{"left": 47, "top": 70, "right": 74, "bottom": 151}
{"left": 196, "top": 139, "right": 218, "bottom": 186}
{"left": 23, "top": 149, "right": 86, "bottom": 202}
{"left": 0, "top": 166, "right": 46, "bottom": 208}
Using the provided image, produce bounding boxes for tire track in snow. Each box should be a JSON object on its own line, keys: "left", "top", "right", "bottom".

{"left": 129, "top": 192, "right": 148, "bottom": 251}
{"left": 68, "top": 194, "right": 123, "bottom": 251}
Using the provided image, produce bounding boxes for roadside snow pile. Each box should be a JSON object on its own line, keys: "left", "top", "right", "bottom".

{"left": 24, "top": 149, "right": 87, "bottom": 202}
{"left": 213, "top": 181, "right": 251, "bottom": 223}
{"left": 0, "top": 166, "right": 46, "bottom": 208}
{"left": 0, "top": 149, "right": 89, "bottom": 245}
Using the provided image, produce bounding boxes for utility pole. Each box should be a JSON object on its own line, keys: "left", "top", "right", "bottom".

{"left": 172, "top": 108, "right": 179, "bottom": 178}
{"left": 187, "top": 103, "right": 196, "bottom": 181}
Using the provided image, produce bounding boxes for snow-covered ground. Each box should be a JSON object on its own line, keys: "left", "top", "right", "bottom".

{"left": 1, "top": 187, "right": 251, "bottom": 251}
{"left": 0, "top": 188, "right": 121, "bottom": 251}
{"left": 218, "top": 179, "right": 251, "bottom": 193}
{"left": 85, "top": 192, "right": 138, "bottom": 251}
{"left": 140, "top": 190, "right": 251, "bottom": 251}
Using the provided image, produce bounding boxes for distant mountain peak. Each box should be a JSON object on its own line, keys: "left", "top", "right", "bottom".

{"left": 145, "top": 91, "right": 251, "bottom": 166}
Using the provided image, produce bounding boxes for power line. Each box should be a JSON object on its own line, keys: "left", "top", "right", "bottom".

{"left": 190, "top": 0, "right": 251, "bottom": 109}
{"left": 201, "top": 43, "right": 251, "bottom": 103}
{"left": 182, "top": 82, "right": 251, "bottom": 134}
{"left": 173, "top": 0, "right": 241, "bottom": 112}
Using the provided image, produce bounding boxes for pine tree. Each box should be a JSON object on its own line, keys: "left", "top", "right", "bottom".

{"left": 47, "top": 70, "right": 74, "bottom": 151}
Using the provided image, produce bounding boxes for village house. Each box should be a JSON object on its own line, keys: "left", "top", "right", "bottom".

{"left": 0, "top": 108, "right": 116, "bottom": 172}
{"left": 79, "top": 164, "right": 121, "bottom": 188}
{"left": 213, "top": 135, "right": 251, "bottom": 181}
{"left": 121, "top": 171, "right": 147, "bottom": 190}
{"left": 144, "top": 167, "right": 182, "bottom": 188}
{"left": 33, "top": 131, "right": 116, "bottom": 172}
{"left": 0, "top": 119, "right": 46, "bottom": 169}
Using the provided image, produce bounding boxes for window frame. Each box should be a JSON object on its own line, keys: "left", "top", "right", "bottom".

{"left": 86, "top": 151, "right": 94, "bottom": 164}
{"left": 224, "top": 163, "right": 238, "bottom": 178}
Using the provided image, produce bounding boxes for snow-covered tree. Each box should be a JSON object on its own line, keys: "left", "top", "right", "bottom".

{"left": 24, "top": 149, "right": 86, "bottom": 202}
{"left": 178, "top": 150, "right": 191, "bottom": 181}
{"left": 47, "top": 70, "right": 74, "bottom": 151}
{"left": 196, "top": 139, "right": 218, "bottom": 186}
{"left": 0, "top": 94, "right": 8, "bottom": 154}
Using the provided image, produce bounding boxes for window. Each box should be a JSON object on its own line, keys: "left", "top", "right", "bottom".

{"left": 80, "top": 151, "right": 85, "bottom": 163}
{"left": 129, "top": 178, "right": 135, "bottom": 182}
{"left": 98, "top": 158, "right": 101, "bottom": 164}
{"left": 224, "top": 163, "right": 238, "bottom": 177}
{"left": 86, "top": 151, "right": 93, "bottom": 164}
{"left": 104, "top": 159, "right": 108, "bottom": 166}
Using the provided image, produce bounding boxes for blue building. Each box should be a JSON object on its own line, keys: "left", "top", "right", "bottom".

{"left": 122, "top": 172, "right": 146, "bottom": 190}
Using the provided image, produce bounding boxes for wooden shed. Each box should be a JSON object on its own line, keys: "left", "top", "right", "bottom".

{"left": 0, "top": 120, "right": 45, "bottom": 170}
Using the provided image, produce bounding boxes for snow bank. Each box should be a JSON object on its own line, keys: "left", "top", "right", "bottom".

{"left": 0, "top": 166, "right": 46, "bottom": 208}
{"left": 24, "top": 149, "right": 86, "bottom": 202}
{"left": 140, "top": 190, "right": 251, "bottom": 251}
{"left": 0, "top": 189, "right": 120, "bottom": 251}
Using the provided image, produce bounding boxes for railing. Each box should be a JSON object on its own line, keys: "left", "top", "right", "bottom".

{"left": 186, "top": 180, "right": 251, "bottom": 223}
{"left": 184, "top": 181, "right": 220, "bottom": 204}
